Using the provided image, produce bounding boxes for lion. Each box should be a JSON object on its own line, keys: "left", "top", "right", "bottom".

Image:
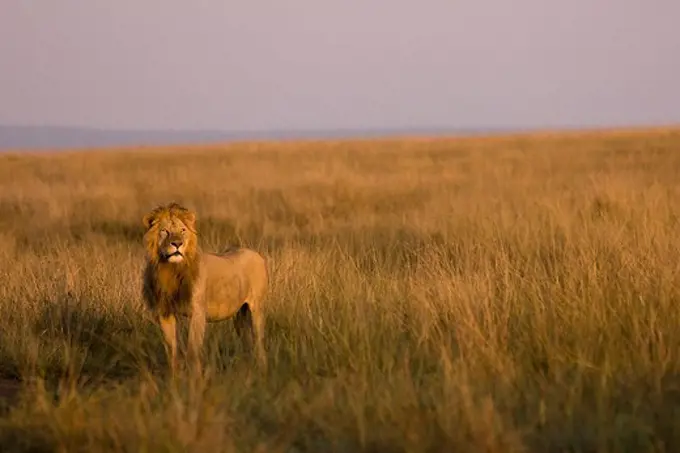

{"left": 141, "top": 202, "right": 268, "bottom": 373}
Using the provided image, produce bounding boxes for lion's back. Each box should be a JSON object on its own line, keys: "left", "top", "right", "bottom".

{"left": 203, "top": 247, "right": 268, "bottom": 294}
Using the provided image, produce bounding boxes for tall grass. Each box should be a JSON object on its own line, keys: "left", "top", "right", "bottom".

{"left": 1, "top": 128, "right": 680, "bottom": 452}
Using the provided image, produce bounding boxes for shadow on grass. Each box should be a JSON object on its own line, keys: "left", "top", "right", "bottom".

{"left": 28, "top": 294, "right": 165, "bottom": 385}
{"left": 0, "top": 426, "right": 55, "bottom": 453}
{"left": 30, "top": 292, "right": 267, "bottom": 382}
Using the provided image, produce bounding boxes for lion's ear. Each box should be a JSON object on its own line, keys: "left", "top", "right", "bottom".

{"left": 142, "top": 213, "right": 156, "bottom": 230}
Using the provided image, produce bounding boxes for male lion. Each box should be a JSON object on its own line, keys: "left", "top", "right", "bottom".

{"left": 141, "top": 202, "right": 268, "bottom": 373}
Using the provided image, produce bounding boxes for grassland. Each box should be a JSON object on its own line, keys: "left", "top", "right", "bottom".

{"left": 1, "top": 127, "right": 680, "bottom": 452}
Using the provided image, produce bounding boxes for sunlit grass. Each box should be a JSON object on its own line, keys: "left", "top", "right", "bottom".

{"left": 1, "top": 127, "right": 680, "bottom": 452}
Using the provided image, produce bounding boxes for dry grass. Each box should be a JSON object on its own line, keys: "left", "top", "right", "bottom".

{"left": 1, "top": 127, "right": 680, "bottom": 452}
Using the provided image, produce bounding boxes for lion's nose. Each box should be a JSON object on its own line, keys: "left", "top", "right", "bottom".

{"left": 171, "top": 240, "right": 183, "bottom": 248}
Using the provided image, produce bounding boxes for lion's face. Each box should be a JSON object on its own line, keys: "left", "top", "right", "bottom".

{"left": 143, "top": 203, "right": 197, "bottom": 264}
{"left": 154, "top": 217, "right": 194, "bottom": 263}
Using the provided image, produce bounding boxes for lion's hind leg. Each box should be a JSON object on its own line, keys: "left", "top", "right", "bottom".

{"left": 234, "top": 303, "right": 254, "bottom": 352}
{"left": 233, "top": 302, "right": 266, "bottom": 369}
{"left": 250, "top": 303, "right": 266, "bottom": 370}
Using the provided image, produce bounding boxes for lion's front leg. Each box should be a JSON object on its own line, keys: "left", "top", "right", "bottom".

{"left": 188, "top": 308, "right": 206, "bottom": 374}
{"left": 158, "top": 314, "right": 178, "bottom": 375}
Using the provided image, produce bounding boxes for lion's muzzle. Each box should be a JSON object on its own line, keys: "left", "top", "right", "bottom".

{"left": 162, "top": 239, "right": 186, "bottom": 263}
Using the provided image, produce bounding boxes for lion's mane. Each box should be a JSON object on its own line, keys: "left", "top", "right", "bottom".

{"left": 142, "top": 203, "right": 200, "bottom": 317}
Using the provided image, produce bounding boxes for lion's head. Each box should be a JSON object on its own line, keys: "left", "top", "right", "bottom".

{"left": 142, "top": 202, "right": 198, "bottom": 265}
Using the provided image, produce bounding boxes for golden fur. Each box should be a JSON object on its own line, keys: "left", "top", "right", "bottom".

{"left": 141, "top": 202, "right": 268, "bottom": 372}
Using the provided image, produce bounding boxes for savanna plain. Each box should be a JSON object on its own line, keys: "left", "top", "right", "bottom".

{"left": 1, "top": 128, "right": 680, "bottom": 453}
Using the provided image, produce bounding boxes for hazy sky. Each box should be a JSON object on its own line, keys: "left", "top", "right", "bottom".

{"left": 1, "top": 1, "right": 679, "bottom": 132}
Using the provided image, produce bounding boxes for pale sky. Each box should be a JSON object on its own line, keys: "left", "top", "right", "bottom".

{"left": 1, "top": 1, "right": 679, "bottom": 132}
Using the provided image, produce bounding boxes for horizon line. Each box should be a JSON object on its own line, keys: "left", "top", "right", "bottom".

{"left": 2, "top": 123, "right": 679, "bottom": 155}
